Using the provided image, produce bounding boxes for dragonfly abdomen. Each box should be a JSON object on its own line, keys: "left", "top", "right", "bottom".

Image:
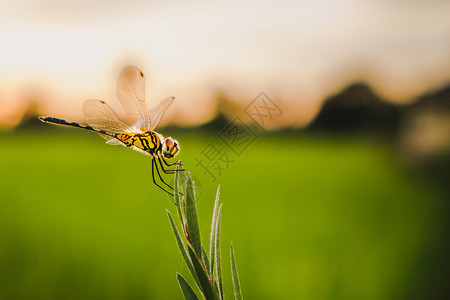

{"left": 38, "top": 116, "right": 115, "bottom": 138}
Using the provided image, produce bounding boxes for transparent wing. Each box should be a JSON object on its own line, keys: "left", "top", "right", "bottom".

{"left": 132, "top": 97, "right": 174, "bottom": 131}
{"left": 83, "top": 99, "right": 131, "bottom": 140}
{"left": 116, "top": 65, "right": 152, "bottom": 130}
{"left": 106, "top": 139, "right": 123, "bottom": 145}
{"left": 149, "top": 96, "right": 175, "bottom": 130}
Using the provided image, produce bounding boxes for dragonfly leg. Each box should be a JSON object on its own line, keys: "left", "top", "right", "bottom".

{"left": 161, "top": 155, "right": 183, "bottom": 167}
{"left": 160, "top": 155, "right": 185, "bottom": 172}
{"left": 156, "top": 156, "right": 184, "bottom": 196}
{"left": 158, "top": 157, "right": 178, "bottom": 174}
{"left": 152, "top": 158, "right": 174, "bottom": 196}
{"left": 154, "top": 158, "right": 175, "bottom": 191}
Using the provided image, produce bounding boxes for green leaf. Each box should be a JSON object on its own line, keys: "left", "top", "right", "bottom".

{"left": 179, "top": 169, "right": 188, "bottom": 217}
{"left": 177, "top": 273, "right": 200, "bottom": 300}
{"left": 174, "top": 163, "right": 181, "bottom": 207}
{"left": 167, "top": 210, "right": 199, "bottom": 286}
{"left": 209, "top": 185, "right": 221, "bottom": 276}
{"left": 184, "top": 173, "right": 202, "bottom": 258}
{"left": 230, "top": 243, "right": 243, "bottom": 300}
{"left": 188, "top": 245, "right": 219, "bottom": 300}
{"left": 180, "top": 168, "right": 188, "bottom": 194}
{"left": 213, "top": 280, "right": 220, "bottom": 299}
{"left": 202, "top": 247, "right": 210, "bottom": 277}
{"left": 214, "top": 204, "right": 223, "bottom": 299}
{"left": 174, "top": 164, "right": 185, "bottom": 227}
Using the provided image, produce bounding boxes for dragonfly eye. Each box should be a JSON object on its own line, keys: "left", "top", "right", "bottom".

{"left": 162, "top": 137, "right": 180, "bottom": 159}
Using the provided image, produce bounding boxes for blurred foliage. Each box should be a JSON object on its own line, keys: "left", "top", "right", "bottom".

{"left": 308, "top": 83, "right": 401, "bottom": 133}
{"left": 0, "top": 129, "right": 448, "bottom": 299}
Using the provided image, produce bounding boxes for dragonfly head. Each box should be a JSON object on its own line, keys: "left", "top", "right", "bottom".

{"left": 162, "top": 137, "right": 180, "bottom": 159}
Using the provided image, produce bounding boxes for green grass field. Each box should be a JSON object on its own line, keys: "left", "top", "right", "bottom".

{"left": 0, "top": 129, "right": 447, "bottom": 299}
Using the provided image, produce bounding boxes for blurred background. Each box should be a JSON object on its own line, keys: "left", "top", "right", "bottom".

{"left": 0, "top": 0, "right": 449, "bottom": 299}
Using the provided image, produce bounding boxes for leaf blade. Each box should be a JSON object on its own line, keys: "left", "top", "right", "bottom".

{"left": 177, "top": 273, "right": 200, "bottom": 300}
{"left": 231, "top": 243, "right": 243, "bottom": 300}
{"left": 188, "top": 245, "right": 219, "bottom": 300}
{"left": 214, "top": 204, "right": 223, "bottom": 299}
{"left": 202, "top": 247, "right": 210, "bottom": 277}
{"left": 166, "top": 210, "right": 199, "bottom": 286}
{"left": 209, "top": 185, "right": 221, "bottom": 276}
{"left": 174, "top": 162, "right": 181, "bottom": 207}
{"left": 185, "top": 173, "right": 202, "bottom": 258}
{"left": 174, "top": 163, "right": 185, "bottom": 228}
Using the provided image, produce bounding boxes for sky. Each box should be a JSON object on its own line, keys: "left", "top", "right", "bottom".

{"left": 0, "top": 0, "right": 449, "bottom": 127}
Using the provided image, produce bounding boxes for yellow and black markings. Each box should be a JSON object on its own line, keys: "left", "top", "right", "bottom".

{"left": 130, "top": 131, "right": 161, "bottom": 154}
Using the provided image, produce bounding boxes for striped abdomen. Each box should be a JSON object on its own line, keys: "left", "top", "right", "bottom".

{"left": 38, "top": 116, "right": 115, "bottom": 138}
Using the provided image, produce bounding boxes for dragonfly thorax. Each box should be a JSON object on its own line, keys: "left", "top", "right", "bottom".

{"left": 116, "top": 131, "right": 162, "bottom": 155}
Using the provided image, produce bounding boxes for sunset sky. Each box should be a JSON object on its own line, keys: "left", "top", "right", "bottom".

{"left": 0, "top": 0, "right": 449, "bottom": 127}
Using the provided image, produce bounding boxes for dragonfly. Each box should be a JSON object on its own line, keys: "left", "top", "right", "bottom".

{"left": 39, "top": 65, "right": 181, "bottom": 195}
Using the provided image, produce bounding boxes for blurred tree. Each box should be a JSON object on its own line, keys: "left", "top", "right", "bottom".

{"left": 308, "top": 82, "right": 401, "bottom": 133}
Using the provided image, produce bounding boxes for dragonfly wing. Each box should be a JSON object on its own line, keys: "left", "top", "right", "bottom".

{"left": 83, "top": 99, "right": 131, "bottom": 141}
{"left": 116, "top": 65, "right": 152, "bottom": 130}
{"left": 149, "top": 96, "right": 175, "bottom": 130}
{"left": 106, "top": 139, "right": 123, "bottom": 145}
